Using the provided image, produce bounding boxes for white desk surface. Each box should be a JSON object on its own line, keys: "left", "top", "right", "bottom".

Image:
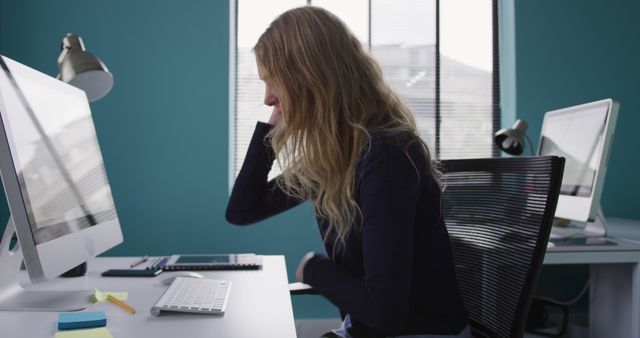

{"left": 544, "top": 217, "right": 640, "bottom": 264}
{"left": 0, "top": 255, "right": 297, "bottom": 338}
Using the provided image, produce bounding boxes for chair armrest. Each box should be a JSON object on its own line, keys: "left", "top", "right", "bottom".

{"left": 289, "top": 282, "right": 317, "bottom": 295}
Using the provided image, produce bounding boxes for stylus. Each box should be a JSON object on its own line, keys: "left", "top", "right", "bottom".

{"left": 130, "top": 255, "right": 149, "bottom": 268}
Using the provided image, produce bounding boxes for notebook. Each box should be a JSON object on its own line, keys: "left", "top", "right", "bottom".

{"left": 148, "top": 254, "right": 262, "bottom": 271}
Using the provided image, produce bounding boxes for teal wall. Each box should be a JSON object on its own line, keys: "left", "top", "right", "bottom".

{"left": 514, "top": 0, "right": 640, "bottom": 220}
{"left": 514, "top": 0, "right": 640, "bottom": 317}
{"left": 0, "top": 0, "right": 335, "bottom": 318}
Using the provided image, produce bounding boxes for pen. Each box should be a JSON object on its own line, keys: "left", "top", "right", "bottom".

{"left": 107, "top": 294, "right": 136, "bottom": 314}
{"left": 130, "top": 255, "right": 149, "bottom": 268}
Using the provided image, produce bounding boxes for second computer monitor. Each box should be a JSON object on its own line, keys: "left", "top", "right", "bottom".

{"left": 538, "top": 98, "right": 619, "bottom": 225}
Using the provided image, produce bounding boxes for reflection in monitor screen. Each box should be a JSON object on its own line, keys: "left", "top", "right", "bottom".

{"left": 1, "top": 60, "right": 117, "bottom": 245}
{"left": 539, "top": 103, "right": 607, "bottom": 197}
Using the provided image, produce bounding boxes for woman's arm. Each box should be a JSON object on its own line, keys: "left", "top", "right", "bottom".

{"left": 302, "top": 141, "right": 423, "bottom": 334}
{"left": 225, "top": 122, "right": 303, "bottom": 225}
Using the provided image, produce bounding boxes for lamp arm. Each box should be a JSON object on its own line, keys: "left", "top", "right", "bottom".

{"left": 56, "top": 47, "right": 70, "bottom": 67}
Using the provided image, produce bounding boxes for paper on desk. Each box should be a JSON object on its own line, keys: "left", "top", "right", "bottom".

{"left": 94, "top": 289, "right": 128, "bottom": 303}
{"left": 55, "top": 327, "right": 113, "bottom": 338}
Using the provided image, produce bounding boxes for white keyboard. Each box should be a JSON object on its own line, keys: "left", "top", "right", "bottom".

{"left": 151, "top": 277, "right": 232, "bottom": 316}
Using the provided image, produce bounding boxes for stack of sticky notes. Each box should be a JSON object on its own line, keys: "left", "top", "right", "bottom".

{"left": 58, "top": 311, "right": 107, "bottom": 330}
{"left": 93, "top": 289, "right": 128, "bottom": 303}
{"left": 56, "top": 311, "right": 113, "bottom": 338}
{"left": 55, "top": 327, "right": 113, "bottom": 338}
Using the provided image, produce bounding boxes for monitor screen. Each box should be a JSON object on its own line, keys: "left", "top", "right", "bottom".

{"left": 537, "top": 98, "right": 618, "bottom": 224}
{"left": 0, "top": 56, "right": 122, "bottom": 310}
{"left": 538, "top": 100, "right": 609, "bottom": 197}
{"left": 0, "top": 58, "right": 117, "bottom": 245}
{"left": 0, "top": 54, "right": 123, "bottom": 272}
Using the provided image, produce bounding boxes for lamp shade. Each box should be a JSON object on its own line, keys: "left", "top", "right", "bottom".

{"left": 57, "top": 33, "right": 113, "bottom": 102}
{"left": 494, "top": 119, "right": 529, "bottom": 155}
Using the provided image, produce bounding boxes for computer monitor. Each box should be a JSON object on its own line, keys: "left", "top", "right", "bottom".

{"left": 0, "top": 55, "right": 123, "bottom": 311}
{"left": 538, "top": 98, "right": 619, "bottom": 237}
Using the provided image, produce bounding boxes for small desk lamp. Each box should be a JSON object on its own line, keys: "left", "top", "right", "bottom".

{"left": 57, "top": 33, "right": 113, "bottom": 102}
{"left": 494, "top": 119, "right": 534, "bottom": 155}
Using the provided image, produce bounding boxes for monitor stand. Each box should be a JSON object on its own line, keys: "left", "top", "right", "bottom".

{"left": 0, "top": 216, "right": 93, "bottom": 311}
{"left": 551, "top": 205, "right": 608, "bottom": 239}
{"left": 583, "top": 205, "right": 607, "bottom": 237}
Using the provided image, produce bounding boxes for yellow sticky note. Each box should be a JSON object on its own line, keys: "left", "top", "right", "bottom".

{"left": 55, "top": 327, "right": 113, "bottom": 338}
{"left": 94, "top": 289, "right": 128, "bottom": 303}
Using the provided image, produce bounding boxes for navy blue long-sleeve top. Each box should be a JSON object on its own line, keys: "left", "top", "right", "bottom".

{"left": 226, "top": 122, "right": 467, "bottom": 337}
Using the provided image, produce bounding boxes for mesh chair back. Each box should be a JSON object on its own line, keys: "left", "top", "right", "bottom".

{"left": 440, "top": 156, "right": 564, "bottom": 338}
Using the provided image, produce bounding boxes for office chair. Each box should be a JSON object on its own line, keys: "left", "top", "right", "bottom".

{"left": 439, "top": 156, "right": 564, "bottom": 338}
{"left": 289, "top": 156, "right": 564, "bottom": 338}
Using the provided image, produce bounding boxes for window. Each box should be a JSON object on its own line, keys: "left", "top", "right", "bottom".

{"left": 230, "top": 0, "right": 500, "bottom": 183}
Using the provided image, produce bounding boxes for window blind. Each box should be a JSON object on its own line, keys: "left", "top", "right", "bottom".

{"left": 438, "top": 0, "right": 498, "bottom": 159}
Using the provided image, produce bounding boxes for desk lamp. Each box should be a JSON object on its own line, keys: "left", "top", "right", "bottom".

{"left": 57, "top": 33, "right": 113, "bottom": 102}
{"left": 494, "top": 119, "right": 533, "bottom": 155}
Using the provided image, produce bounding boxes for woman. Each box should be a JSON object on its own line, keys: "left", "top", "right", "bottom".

{"left": 226, "top": 6, "right": 469, "bottom": 338}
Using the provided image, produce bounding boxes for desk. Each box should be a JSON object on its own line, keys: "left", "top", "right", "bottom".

{"left": 544, "top": 218, "right": 640, "bottom": 338}
{"left": 0, "top": 255, "right": 297, "bottom": 338}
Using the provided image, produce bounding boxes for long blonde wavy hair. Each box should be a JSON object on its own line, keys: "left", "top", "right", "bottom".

{"left": 254, "top": 6, "right": 435, "bottom": 251}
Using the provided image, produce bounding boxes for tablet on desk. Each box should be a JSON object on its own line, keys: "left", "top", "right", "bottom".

{"left": 550, "top": 237, "right": 617, "bottom": 246}
{"left": 163, "top": 254, "right": 262, "bottom": 270}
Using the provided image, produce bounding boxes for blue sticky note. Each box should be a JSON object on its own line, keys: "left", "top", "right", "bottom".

{"left": 58, "top": 311, "right": 107, "bottom": 330}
